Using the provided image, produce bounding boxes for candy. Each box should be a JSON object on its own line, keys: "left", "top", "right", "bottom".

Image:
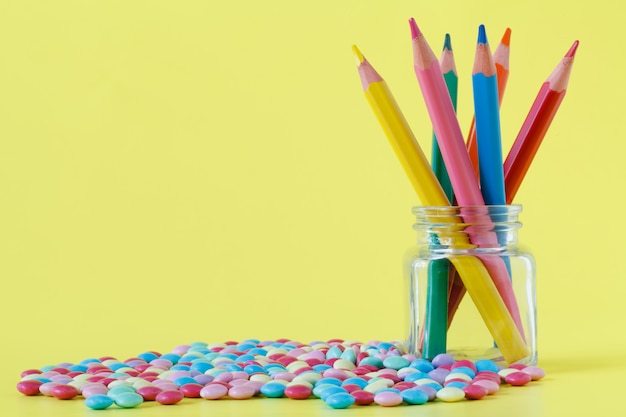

{"left": 260, "top": 381, "right": 286, "bottom": 398}
{"left": 284, "top": 384, "right": 312, "bottom": 399}
{"left": 137, "top": 386, "right": 162, "bottom": 401}
{"left": 374, "top": 391, "right": 403, "bottom": 407}
{"left": 84, "top": 394, "right": 115, "bottom": 410}
{"left": 521, "top": 366, "right": 546, "bottom": 381}
{"left": 15, "top": 339, "right": 547, "bottom": 412}
{"left": 401, "top": 388, "right": 429, "bottom": 405}
{"left": 504, "top": 371, "right": 533, "bottom": 386}
{"left": 200, "top": 384, "right": 228, "bottom": 400}
{"left": 114, "top": 392, "right": 144, "bottom": 408}
{"left": 351, "top": 389, "right": 375, "bottom": 405}
{"left": 50, "top": 384, "right": 79, "bottom": 400}
{"left": 228, "top": 384, "right": 256, "bottom": 400}
{"left": 156, "top": 389, "right": 185, "bottom": 405}
{"left": 16, "top": 380, "right": 43, "bottom": 396}
{"left": 325, "top": 392, "right": 355, "bottom": 409}
{"left": 436, "top": 387, "right": 465, "bottom": 402}
{"left": 463, "top": 384, "right": 488, "bottom": 400}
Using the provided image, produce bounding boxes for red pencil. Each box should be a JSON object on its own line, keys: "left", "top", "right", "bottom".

{"left": 504, "top": 40, "right": 579, "bottom": 203}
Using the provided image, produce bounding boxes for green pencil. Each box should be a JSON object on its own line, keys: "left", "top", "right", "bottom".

{"left": 422, "top": 34, "right": 458, "bottom": 359}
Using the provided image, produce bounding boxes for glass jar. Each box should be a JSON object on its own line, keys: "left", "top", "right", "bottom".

{"left": 406, "top": 205, "right": 537, "bottom": 366}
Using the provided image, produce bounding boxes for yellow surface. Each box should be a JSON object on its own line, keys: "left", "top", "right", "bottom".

{"left": 1, "top": 0, "right": 625, "bottom": 416}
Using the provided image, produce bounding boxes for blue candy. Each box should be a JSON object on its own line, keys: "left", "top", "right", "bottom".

{"left": 410, "top": 359, "right": 435, "bottom": 372}
{"left": 319, "top": 386, "right": 348, "bottom": 401}
{"left": 260, "top": 382, "right": 286, "bottom": 398}
{"left": 401, "top": 388, "right": 429, "bottom": 405}
{"left": 325, "top": 392, "right": 355, "bottom": 409}
{"left": 85, "top": 394, "right": 115, "bottom": 410}
{"left": 474, "top": 359, "right": 499, "bottom": 373}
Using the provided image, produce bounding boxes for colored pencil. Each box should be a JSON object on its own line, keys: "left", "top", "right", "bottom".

{"left": 504, "top": 40, "right": 579, "bottom": 203}
{"left": 432, "top": 34, "right": 457, "bottom": 203}
{"left": 353, "top": 44, "right": 528, "bottom": 363}
{"left": 473, "top": 24, "right": 506, "bottom": 206}
{"left": 466, "top": 28, "right": 511, "bottom": 180}
{"left": 353, "top": 44, "right": 529, "bottom": 363}
{"left": 409, "top": 19, "right": 526, "bottom": 341}
{"left": 353, "top": 45, "right": 448, "bottom": 205}
{"left": 419, "top": 34, "right": 459, "bottom": 359}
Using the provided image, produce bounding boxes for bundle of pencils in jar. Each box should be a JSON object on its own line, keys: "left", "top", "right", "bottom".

{"left": 353, "top": 19, "right": 577, "bottom": 365}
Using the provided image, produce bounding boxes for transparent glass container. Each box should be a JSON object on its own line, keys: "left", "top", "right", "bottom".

{"left": 406, "top": 205, "right": 537, "bottom": 365}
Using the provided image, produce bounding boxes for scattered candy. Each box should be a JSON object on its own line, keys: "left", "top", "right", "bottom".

{"left": 16, "top": 380, "right": 43, "bottom": 396}
{"left": 85, "top": 394, "right": 115, "bottom": 410}
{"left": 374, "top": 390, "right": 404, "bottom": 407}
{"left": 15, "top": 339, "right": 546, "bottom": 411}
{"left": 436, "top": 387, "right": 466, "bottom": 402}
{"left": 50, "top": 384, "right": 79, "bottom": 400}
{"left": 114, "top": 392, "right": 144, "bottom": 408}
{"left": 325, "top": 392, "right": 356, "bottom": 409}
{"left": 156, "top": 389, "right": 185, "bottom": 405}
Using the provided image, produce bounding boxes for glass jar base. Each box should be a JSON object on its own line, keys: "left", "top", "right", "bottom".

{"left": 430, "top": 346, "right": 537, "bottom": 366}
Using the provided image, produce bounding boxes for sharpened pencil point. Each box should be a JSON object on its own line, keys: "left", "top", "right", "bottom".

{"left": 478, "top": 24, "right": 487, "bottom": 44}
{"left": 409, "top": 18, "right": 421, "bottom": 39}
{"left": 501, "top": 28, "right": 511, "bottom": 46}
{"left": 443, "top": 33, "right": 452, "bottom": 51}
{"left": 352, "top": 45, "right": 365, "bottom": 64}
{"left": 565, "top": 40, "right": 579, "bottom": 58}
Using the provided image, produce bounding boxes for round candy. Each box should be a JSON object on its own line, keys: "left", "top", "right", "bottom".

{"left": 374, "top": 391, "right": 403, "bottom": 407}
{"left": 137, "top": 386, "right": 162, "bottom": 401}
{"left": 16, "top": 380, "right": 43, "bottom": 396}
{"left": 382, "top": 356, "right": 410, "bottom": 370}
{"left": 50, "top": 384, "right": 79, "bottom": 400}
{"left": 260, "top": 381, "right": 286, "bottom": 398}
{"left": 319, "top": 386, "right": 347, "bottom": 401}
{"left": 431, "top": 354, "right": 455, "bottom": 368}
{"left": 401, "top": 388, "right": 429, "bottom": 405}
{"left": 39, "top": 382, "right": 61, "bottom": 396}
{"left": 84, "top": 394, "right": 115, "bottom": 410}
{"left": 504, "top": 371, "right": 532, "bottom": 386}
{"left": 521, "top": 366, "right": 546, "bottom": 381}
{"left": 156, "top": 389, "right": 185, "bottom": 405}
{"left": 436, "top": 387, "right": 465, "bottom": 402}
{"left": 471, "top": 379, "right": 499, "bottom": 395}
{"left": 228, "top": 384, "right": 256, "bottom": 400}
{"left": 114, "top": 392, "right": 144, "bottom": 408}
{"left": 351, "top": 390, "right": 375, "bottom": 405}
{"left": 179, "top": 383, "right": 203, "bottom": 398}
{"left": 284, "top": 384, "right": 312, "bottom": 399}
{"left": 463, "top": 384, "right": 488, "bottom": 400}
{"left": 474, "top": 359, "right": 499, "bottom": 373}
{"left": 200, "top": 384, "right": 228, "bottom": 400}
{"left": 325, "top": 392, "right": 355, "bottom": 409}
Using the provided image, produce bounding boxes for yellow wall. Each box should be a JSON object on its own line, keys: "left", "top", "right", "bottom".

{"left": 1, "top": 2, "right": 622, "bottom": 414}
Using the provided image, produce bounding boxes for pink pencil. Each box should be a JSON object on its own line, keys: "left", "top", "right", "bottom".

{"left": 409, "top": 18, "right": 525, "bottom": 338}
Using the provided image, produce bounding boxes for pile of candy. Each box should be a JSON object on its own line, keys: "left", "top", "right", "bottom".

{"left": 16, "top": 339, "right": 546, "bottom": 410}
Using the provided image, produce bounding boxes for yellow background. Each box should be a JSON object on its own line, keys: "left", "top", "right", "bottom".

{"left": 1, "top": 0, "right": 623, "bottom": 415}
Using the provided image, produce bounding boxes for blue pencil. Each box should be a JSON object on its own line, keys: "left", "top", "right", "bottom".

{"left": 472, "top": 25, "right": 506, "bottom": 205}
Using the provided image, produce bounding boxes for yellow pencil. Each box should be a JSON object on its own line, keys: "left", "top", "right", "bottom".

{"left": 353, "top": 45, "right": 529, "bottom": 363}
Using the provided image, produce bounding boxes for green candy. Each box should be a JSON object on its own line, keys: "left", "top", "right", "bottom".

{"left": 114, "top": 392, "right": 144, "bottom": 408}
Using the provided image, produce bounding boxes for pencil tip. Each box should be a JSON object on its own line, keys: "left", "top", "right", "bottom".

{"left": 501, "top": 28, "right": 511, "bottom": 46}
{"left": 565, "top": 40, "right": 579, "bottom": 58}
{"left": 409, "top": 18, "right": 421, "bottom": 39}
{"left": 443, "top": 33, "right": 452, "bottom": 51}
{"left": 352, "top": 44, "right": 365, "bottom": 64}
{"left": 477, "top": 24, "right": 487, "bottom": 44}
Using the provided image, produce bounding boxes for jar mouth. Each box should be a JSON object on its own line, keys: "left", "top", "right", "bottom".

{"left": 412, "top": 205, "right": 522, "bottom": 227}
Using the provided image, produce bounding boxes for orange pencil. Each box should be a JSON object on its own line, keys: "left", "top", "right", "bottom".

{"left": 504, "top": 40, "right": 579, "bottom": 203}
{"left": 466, "top": 28, "right": 511, "bottom": 180}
